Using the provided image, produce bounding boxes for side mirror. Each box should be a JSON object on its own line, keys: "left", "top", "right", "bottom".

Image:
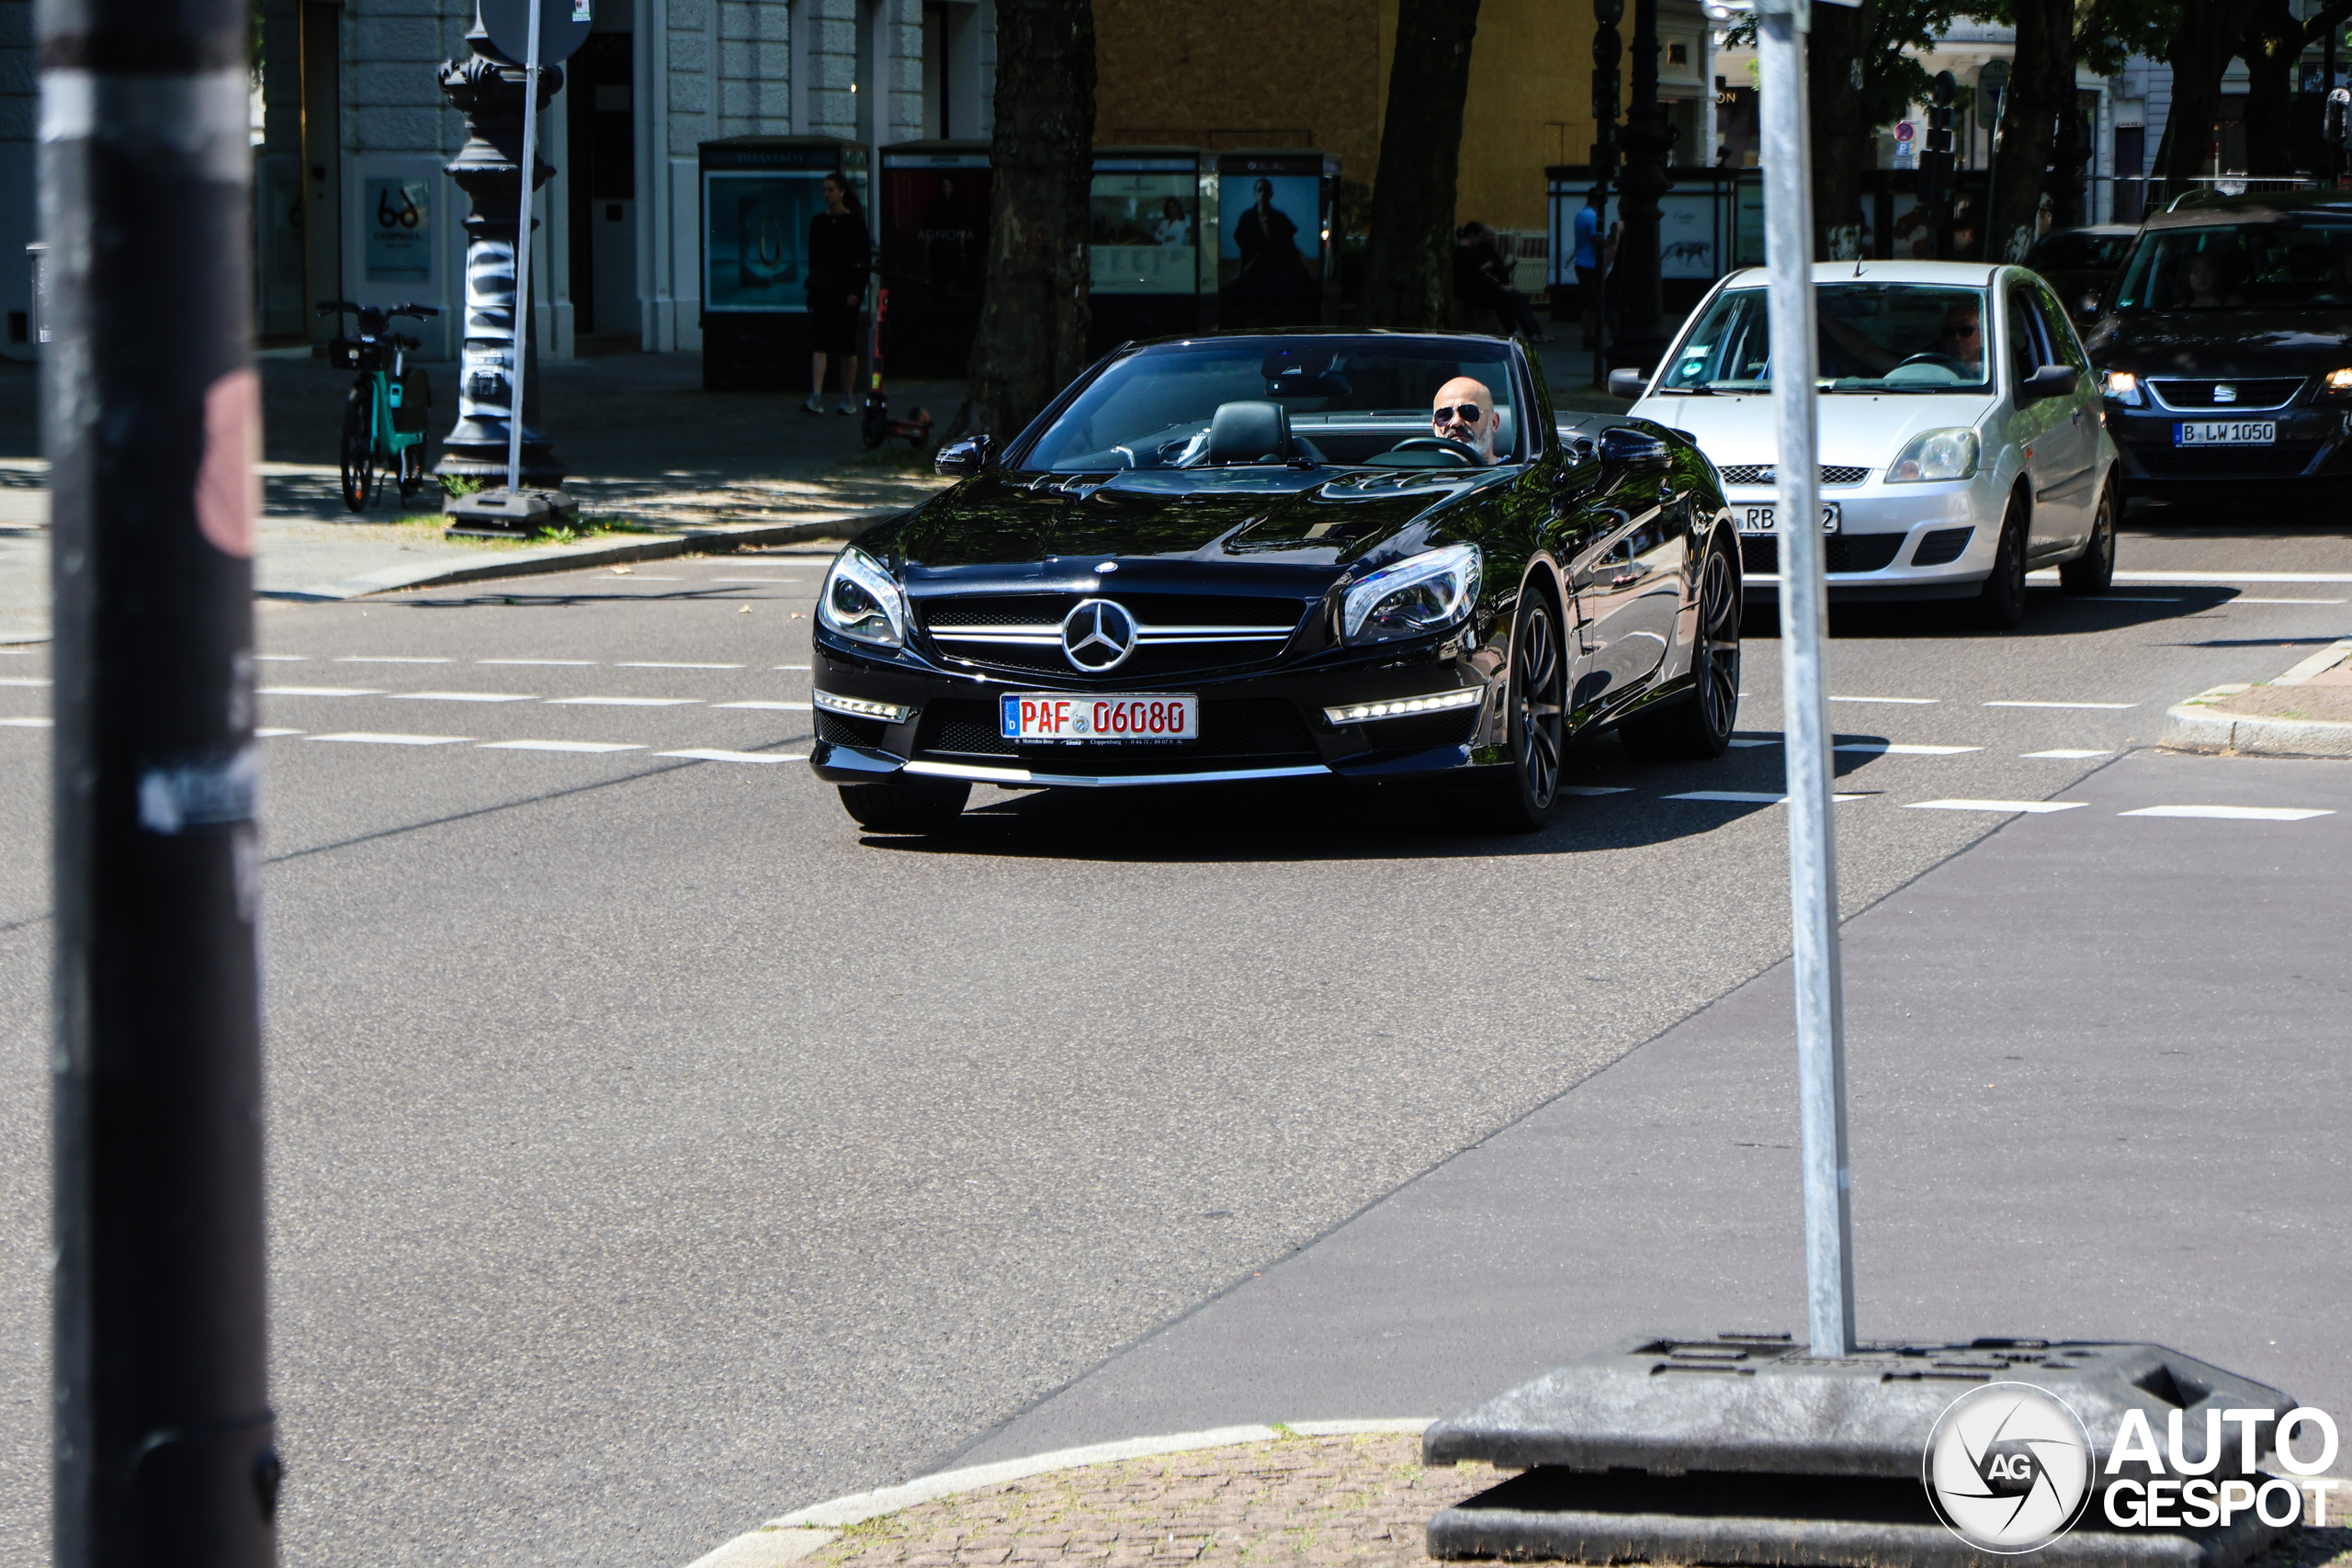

{"left": 1598, "top": 423, "right": 1671, "bottom": 473}
{"left": 2017, "top": 364, "right": 2080, "bottom": 404}
{"left": 933, "top": 434, "right": 992, "bottom": 477}
{"left": 1607, "top": 367, "right": 1652, "bottom": 401}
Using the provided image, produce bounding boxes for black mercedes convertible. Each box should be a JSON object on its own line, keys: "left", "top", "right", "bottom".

{"left": 808, "top": 331, "right": 1744, "bottom": 833}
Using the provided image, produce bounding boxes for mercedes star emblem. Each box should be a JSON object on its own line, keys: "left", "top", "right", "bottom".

{"left": 1062, "top": 598, "right": 1138, "bottom": 672}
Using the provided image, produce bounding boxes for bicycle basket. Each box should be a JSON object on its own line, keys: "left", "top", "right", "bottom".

{"left": 330, "top": 335, "right": 386, "bottom": 372}
{"left": 391, "top": 366, "right": 433, "bottom": 434}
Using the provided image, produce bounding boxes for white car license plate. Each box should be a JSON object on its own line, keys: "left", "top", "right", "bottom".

{"left": 1738, "top": 502, "right": 1841, "bottom": 535}
{"left": 2176, "top": 421, "right": 2276, "bottom": 446}
{"left": 1001, "top": 693, "right": 1199, "bottom": 742}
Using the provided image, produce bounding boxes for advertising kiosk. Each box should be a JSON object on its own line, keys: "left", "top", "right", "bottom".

{"left": 698, "top": 136, "right": 867, "bottom": 391}
{"left": 1214, "top": 149, "right": 1338, "bottom": 329}
{"left": 1087, "top": 147, "right": 1213, "bottom": 353}
{"left": 877, "top": 140, "right": 993, "bottom": 378}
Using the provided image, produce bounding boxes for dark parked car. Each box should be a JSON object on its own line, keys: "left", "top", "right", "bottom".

{"left": 807, "top": 331, "right": 1745, "bottom": 834}
{"left": 2086, "top": 194, "right": 2352, "bottom": 496}
{"left": 2024, "top": 223, "right": 2138, "bottom": 322}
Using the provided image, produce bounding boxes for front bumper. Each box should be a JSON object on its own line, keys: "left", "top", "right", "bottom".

{"left": 1728, "top": 479, "right": 2002, "bottom": 602}
{"left": 808, "top": 636, "right": 1512, "bottom": 790}
{"left": 2104, "top": 400, "right": 2352, "bottom": 491}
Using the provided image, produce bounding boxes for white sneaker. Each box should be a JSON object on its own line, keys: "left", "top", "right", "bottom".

{"left": 834, "top": 398, "right": 855, "bottom": 415}
{"left": 800, "top": 395, "right": 823, "bottom": 415}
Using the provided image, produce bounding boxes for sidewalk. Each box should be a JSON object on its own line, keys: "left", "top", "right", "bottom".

{"left": 2165, "top": 640, "right": 2352, "bottom": 757}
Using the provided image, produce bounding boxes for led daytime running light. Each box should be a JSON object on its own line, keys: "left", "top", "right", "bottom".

{"left": 813, "top": 690, "right": 915, "bottom": 724}
{"left": 1324, "top": 688, "right": 1484, "bottom": 726}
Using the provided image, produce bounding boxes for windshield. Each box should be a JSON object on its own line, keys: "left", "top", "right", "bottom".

{"left": 2113, "top": 221, "right": 2352, "bottom": 310}
{"left": 2026, "top": 231, "right": 2132, "bottom": 274}
{"left": 1657, "top": 283, "right": 1993, "bottom": 393}
{"left": 1020, "top": 337, "right": 1520, "bottom": 471}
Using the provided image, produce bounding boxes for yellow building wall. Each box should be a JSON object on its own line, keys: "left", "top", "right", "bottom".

{"left": 1091, "top": 0, "right": 1596, "bottom": 236}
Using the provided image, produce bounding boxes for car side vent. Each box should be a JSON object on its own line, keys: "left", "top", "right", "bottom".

{"left": 1911, "top": 526, "right": 1974, "bottom": 567}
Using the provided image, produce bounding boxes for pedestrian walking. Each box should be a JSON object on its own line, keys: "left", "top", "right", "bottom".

{"left": 805, "top": 172, "right": 869, "bottom": 415}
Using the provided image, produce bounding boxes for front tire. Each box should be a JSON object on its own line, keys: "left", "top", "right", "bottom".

{"left": 1483, "top": 593, "right": 1567, "bottom": 833}
{"left": 1971, "top": 491, "right": 2029, "bottom": 630}
{"left": 2059, "top": 479, "right": 2117, "bottom": 595}
{"left": 838, "top": 779, "right": 970, "bottom": 833}
{"left": 340, "top": 383, "right": 378, "bottom": 513}
{"left": 1620, "top": 537, "right": 1741, "bottom": 761}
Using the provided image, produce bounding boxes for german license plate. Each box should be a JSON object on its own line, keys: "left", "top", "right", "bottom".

{"left": 2176, "top": 420, "right": 2275, "bottom": 446}
{"left": 1738, "top": 502, "right": 1841, "bottom": 535}
{"left": 1001, "top": 693, "right": 1199, "bottom": 742}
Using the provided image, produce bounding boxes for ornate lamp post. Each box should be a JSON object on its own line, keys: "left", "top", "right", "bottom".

{"left": 1614, "top": 0, "right": 1674, "bottom": 369}
{"left": 1590, "top": 0, "right": 1623, "bottom": 387}
{"left": 436, "top": 8, "right": 569, "bottom": 515}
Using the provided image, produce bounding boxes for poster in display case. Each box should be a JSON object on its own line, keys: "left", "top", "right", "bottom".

{"left": 879, "top": 141, "right": 993, "bottom": 375}
{"left": 1089, "top": 149, "right": 1213, "bottom": 351}
{"left": 697, "top": 137, "right": 866, "bottom": 390}
{"left": 1215, "top": 150, "right": 1337, "bottom": 327}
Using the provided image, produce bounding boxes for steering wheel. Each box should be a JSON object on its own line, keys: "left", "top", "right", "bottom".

{"left": 1388, "top": 436, "right": 1480, "bottom": 467}
{"left": 1894, "top": 352, "right": 1967, "bottom": 372}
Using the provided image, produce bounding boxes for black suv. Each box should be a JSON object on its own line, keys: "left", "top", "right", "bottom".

{"left": 2085, "top": 192, "right": 2352, "bottom": 496}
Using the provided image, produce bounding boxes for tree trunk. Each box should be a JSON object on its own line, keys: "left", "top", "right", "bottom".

{"left": 2240, "top": 0, "right": 2303, "bottom": 176}
{"left": 965, "top": 0, "right": 1096, "bottom": 440}
{"left": 1358, "top": 0, "right": 1481, "bottom": 328}
{"left": 1987, "top": 0, "right": 2072, "bottom": 264}
{"left": 2154, "top": 0, "right": 2261, "bottom": 203}
{"left": 1808, "top": 0, "right": 1876, "bottom": 261}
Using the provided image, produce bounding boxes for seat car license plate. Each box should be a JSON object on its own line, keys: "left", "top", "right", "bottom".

{"left": 2176, "top": 420, "right": 2275, "bottom": 446}
{"left": 1001, "top": 693, "right": 1199, "bottom": 742}
{"left": 1738, "top": 502, "right": 1841, "bottom": 535}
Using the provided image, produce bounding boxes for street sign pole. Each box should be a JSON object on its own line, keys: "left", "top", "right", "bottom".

{"left": 1755, "top": 0, "right": 1857, "bottom": 1358}
{"left": 504, "top": 0, "right": 545, "bottom": 496}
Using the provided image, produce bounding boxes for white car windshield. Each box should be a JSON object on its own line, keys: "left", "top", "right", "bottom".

{"left": 1657, "top": 284, "right": 1994, "bottom": 394}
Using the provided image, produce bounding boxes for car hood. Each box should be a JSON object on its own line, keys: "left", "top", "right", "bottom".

{"left": 2086, "top": 308, "right": 2352, "bottom": 377}
{"left": 1634, "top": 391, "right": 1996, "bottom": 474}
{"left": 861, "top": 466, "right": 1510, "bottom": 585}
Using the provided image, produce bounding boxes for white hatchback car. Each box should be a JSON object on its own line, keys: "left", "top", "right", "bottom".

{"left": 1616, "top": 261, "right": 2119, "bottom": 626}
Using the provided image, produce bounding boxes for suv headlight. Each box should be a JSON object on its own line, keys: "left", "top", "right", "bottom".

{"left": 1340, "top": 543, "right": 1482, "bottom": 645}
{"left": 2323, "top": 367, "right": 2352, "bottom": 397}
{"left": 819, "top": 547, "right": 910, "bottom": 649}
{"left": 1886, "top": 428, "right": 1980, "bottom": 484}
{"left": 2101, "top": 370, "right": 2143, "bottom": 406}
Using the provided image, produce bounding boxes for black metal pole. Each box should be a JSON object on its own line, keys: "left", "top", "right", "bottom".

{"left": 1590, "top": 0, "right": 1623, "bottom": 387}
{"left": 41, "top": 0, "right": 281, "bottom": 1559}
{"left": 1615, "top": 0, "right": 1672, "bottom": 368}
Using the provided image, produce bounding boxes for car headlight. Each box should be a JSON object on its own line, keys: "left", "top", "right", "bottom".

{"left": 2101, "top": 370, "right": 2143, "bottom": 406}
{"left": 818, "top": 547, "right": 909, "bottom": 649}
{"left": 2324, "top": 367, "right": 2352, "bottom": 397}
{"left": 1885, "top": 428, "right": 1980, "bottom": 484}
{"left": 1340, "top": 543, "right": 1482, "bottom": 646}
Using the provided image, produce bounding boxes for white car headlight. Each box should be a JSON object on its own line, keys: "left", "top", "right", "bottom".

{"left": 819, "top": 547, "right": 910, "bottom": 649}
{"left": 2101, "top": 369, "right": 2144, "bottom": 406}
{"left": 1340, "top": 543, "right": 1482, "bottom": 646}
{"left": 1886, "top": 428, "right": 1980, "bottom": 484}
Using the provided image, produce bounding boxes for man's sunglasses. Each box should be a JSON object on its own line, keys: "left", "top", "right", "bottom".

{"left": 1949, "top": 321, "right": 1982, "bottom": 337}
{"left": 1432, "top": 404, "right": 1489, "bottom": 423}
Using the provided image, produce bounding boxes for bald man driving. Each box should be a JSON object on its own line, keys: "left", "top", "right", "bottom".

{"left": 1431, "top": 377, "right": 1502, "bottom": 465}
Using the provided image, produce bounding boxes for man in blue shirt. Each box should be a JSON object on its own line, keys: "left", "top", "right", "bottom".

{"left": 1573, "top": 188, "right": 1622, "bottom": 350}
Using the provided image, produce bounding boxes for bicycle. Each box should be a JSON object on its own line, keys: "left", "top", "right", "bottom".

{"left": 318, "top": 300, "right": 439, "bottom": 512}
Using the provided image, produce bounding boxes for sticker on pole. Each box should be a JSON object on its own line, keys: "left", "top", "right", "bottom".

{"left": 1923, "top": 1382, "right": 2095, "bottom": 1553}
{"left": 480, "top": 0, "right": 592, "bottom": 65}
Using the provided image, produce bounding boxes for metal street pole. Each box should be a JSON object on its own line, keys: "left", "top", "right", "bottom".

{"left": 1590, "top": 0, "right": 1623, "bottom": 387}
{"left": 40, "top": 0, "right": 279, "bottom": 1559}
{"left": 1615, "top": 0, "right": 1674, "bottom": 367}
{"left": 504, "top": 0, "right": 545, "bottom": 496}
{"left": 1755, "top": 0, "right": 1857, "bottom": 1359}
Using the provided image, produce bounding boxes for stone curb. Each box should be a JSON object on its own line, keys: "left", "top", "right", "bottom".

{"left": 683, "top": 1420, "right": 1435, "bottom": 1568}
{"left": 2162, "top": 639, "right": 2352, "bottom": 759}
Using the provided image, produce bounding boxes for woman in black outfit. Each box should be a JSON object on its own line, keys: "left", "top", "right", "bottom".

{"left": 805, "top": 173, "right": 869, "bottom": 414}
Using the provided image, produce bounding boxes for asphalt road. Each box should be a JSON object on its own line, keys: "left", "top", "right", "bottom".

{"left": 0, "top": 505, "right": 2346, "bottom": 1567}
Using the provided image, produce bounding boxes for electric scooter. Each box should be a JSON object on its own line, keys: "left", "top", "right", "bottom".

{"left": 861, "top": 271, "right": 934, "bottom": 453}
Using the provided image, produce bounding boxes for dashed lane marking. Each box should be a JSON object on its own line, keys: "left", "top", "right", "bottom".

{"left": 1667, "top": 790, "right": 1866, "bottom": 804}
{"left": 2024, "top": 749, "right": 2111, "bottom": 759}
{"left": 1828, "top": 695, "right": 1937, "bottom": 705}
{"left": 387, "top": 691, "right": 537, "bottom": 703}
{"left": 259, "top": 686, "right": 381, "bottom": 697}
{"left": 2120, "top": 805, "right": 2335, "bottom": 822}
{"left": 2235, "top": 597, "right": 2347, "bottom": 604}
{"left": 1983, "top": 700, "right": 2137, "bottom": 710}
{"left": 2, "top": 716, "right": 51, "bottom": 728}
{"left": 714, "top": 700, "right": 813, "bottom": 711}
{"left": 255, "top": 728, "right": 303, "bottom": 738}
{"left": 1834, "top": 742, "right": 1981, "bottom": 755}
{"left": 616, "top": 661, "right": 744, "bottom": 670}
{"left": 2091, "top": 596, "right": 2186, "bottom": 604}
{"left": 255, "top": 654, "right": 309, "bottom": 661}
{"left": 0, "top": 676, "right": 51, "bottom": 686}
{"left": 479, "top": 739, "right": 645, "bottom": 753}
{"left": 713, "top": 577, "right": 804, "bottom": 583}
{"left": 334, "top": 656, "right": 451, "bottom": 664}
{"left": 655, "top": 749, "right": 805, "bottom": 764}
{"left": 772, "top": 665, "right": 813, "bottom": 671}
{"left": 1560, "top": 785, "right": 1634, "bottom": 795}
{"left": 544, "top": 695, "right": 699, "bottom": 706}
{"left": 480, "top": 658, "right": 594, "bottom": 667}
{"left": 307, "top": 732, "right": 470, "bottom": 746}
{"left": 1728, "top": 737, "right": 1775, "bottom": 748}
{"left": 1905, "top": 799, "right": 2086, "bottom": 815}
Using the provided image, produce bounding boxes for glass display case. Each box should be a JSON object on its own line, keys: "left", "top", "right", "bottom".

{"left": 1215, "top": 149, "right": 1338, "bottom": 328}
{"left": 697, "top": 136, "right": 867, "bottom": 390}
{"left": 878, "top": 140, "right": 992, "bottom": 377}
{"left": 1089, "top": 148, "right": 1214, "bottom": 352}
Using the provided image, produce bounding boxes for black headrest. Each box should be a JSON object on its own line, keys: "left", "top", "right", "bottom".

{"left": 1206, "top": 400, "right": 1290, "bottom": 465}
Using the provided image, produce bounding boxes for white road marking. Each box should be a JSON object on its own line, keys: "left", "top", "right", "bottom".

{"left": 1834, "top": 742, "right": 1981, "bottom": 755}
{"left": 2108, "top": 570, "right": 2352, "bottom": 583}
{"left": 2, "top": 716, "right": 51, "bottom": 728}
{"left": 2235, "top": 597, "right": 2347, "bottom": 604}
{"left": 258, "top": 686, "right": 381, "bottom": 697}
{"left": 656, "top": 748, "right": 804, "bottom": 764}
{"left": 1983, "top": 700, "right": 2137, "bottom": 710}
{"left": 308, "top": 732, "right": 470, "bottom": 746}
{"left": 772, "top": 664, "right": 813, "bottom": 671}
{"left": 545, "top": 695, "right": 700, "bottom": 706}
{"left": 387, "top": 691, "right": 537, "bottom": 703}
{"left": 479, "top": 739, "right": 645, "bottom": 753}
{"left": 0, "top": 676, "right": 51, "bottom": 686}
{"left": 254, "top": 728, "right": 303, "bottom": 738}
{"left": 2023, "top": 749, "right": 2111, "bottom": 759}
{"left": 255, "top": 654, "right": 309, "bottom": 661}
{"left": 617, "top": 575, "right": 684, "bottom": 581}
{"left": 713, "top": 577, "right": 803, "bottom": 583}
{"left": 1668, "top": 790, "right": 1865, "bottom": 804}
{"left": 1728, "top": 737, "right": 1778, "bottom": 748}
{"left": 714, "top": 700, "right": 813, "bottom": 711}
{"left": 1559, "top": 785, "right": 1634, "bottom": 795}
{"left": 2120, "top": 805, "right": 2335, "bottom": 821}
{"left": 479, "top": 658, "right": 594, "bottom": 666}
{"left": 1828, "top": 695, "right": 1937, "bottom": 705}
{"left": 616, "top": 661, "right": 743, "bottom": 670}
{"left": 2088, "top": 595, "right": 2185, "bottom": 603}
{"left": 1906, "top": 799, "right": 2086, "bottom": 814}
{"left": 334, "top": 656, "right": 451, "bottom": 663}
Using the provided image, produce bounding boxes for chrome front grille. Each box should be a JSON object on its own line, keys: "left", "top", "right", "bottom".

{"left": 2147, "top": 378, "right": 2302, "bottom": 412}
{"left": 917, "top": 592, "right": 1309, "bottom": 680}
{"left": 1717, "top": 464, "right": 1871, "bottom": 487}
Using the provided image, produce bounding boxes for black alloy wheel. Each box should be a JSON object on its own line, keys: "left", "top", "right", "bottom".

{"left": 1620, "top": 537, "right": 1741, "bottom": 761}
{"left": 838, "top": 779, "right": 971, "bottom": 833}
{"left": 2059, "top": 479, "right": 2117, "bottom": 596}
{"left": 1971, "top": 491, "right": 2029, "bottom": 630}
{"left": 1486, "top": 595, "right": 1566, "bottom": 832}
{"left": 340, "top": 381, "right": 378, "bottom": 513}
